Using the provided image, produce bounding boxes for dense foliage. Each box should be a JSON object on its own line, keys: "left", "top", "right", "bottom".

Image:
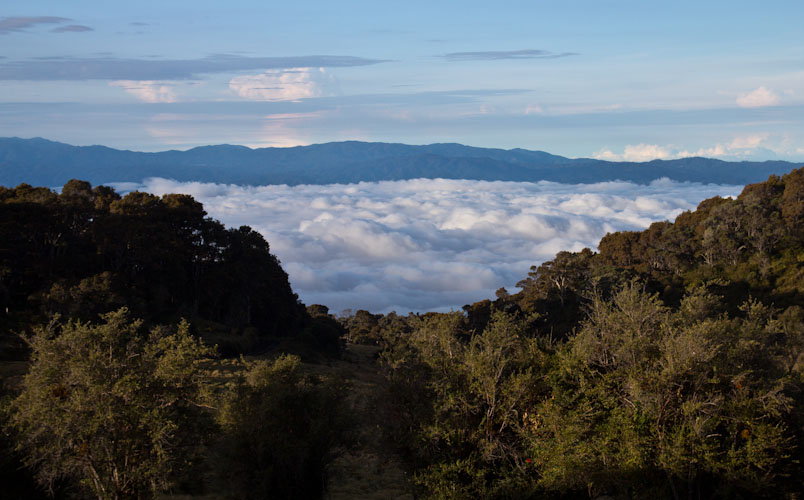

{"left": 3, "top": 168, "right": 804, "bottom": 498}
{"left": 3, "top": 311, "right": 350, "bottom": 500}
{"left": 0, "top": 180, "right": 348, "bottom": 498}
{"left": 374, "top": 168, "right": 804, "bottom": 499}
{"left": 7, "top": 309, "right": 215, "bottom": 499}
{"left": 213, "top": 354, "right": 349, "bottom": 499}
{"left": 0, "top": 180, "right": 311, "bottom": 357}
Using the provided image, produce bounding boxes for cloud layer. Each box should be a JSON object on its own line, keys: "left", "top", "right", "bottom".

{"left": 443, "top": 49, "right": 577, "bottom": 61}
{"left": 50, "top": 24, "right": 92, "bottom": 33}
{"left": 119, "top": 178, "right": 742, "bottom": 314}
{"left": 592, "top": 133, "right": 783, "bottom": 161}
{"left": 0, "top": 54, "right": 386, "bottom": 81}
{"left": 0, "top": 16, "right": 70, "bottom": 34}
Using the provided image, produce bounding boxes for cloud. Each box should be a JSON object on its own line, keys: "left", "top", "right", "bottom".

{"left": 0, "top": 54, "right": 387, "bottom": 80}
{"left": 679, "top": 134, "right": 773, "bottom": 158}
{"left": 729, "top": 133, "right": 768, "bottom": 150}
{"left": 116, "top": 178, "right": 741, "bottom": 314}
{"left": 736, "top": 86, "right": 780, "bottom": 108}
{"left": 595, "top": 134, "right": 778, "bottom": 162}
{"left": 593, "top": 143, "right": 673, "bottom": 162}
{"left": 51, "top": 24, "right": 93, "bottom": 33}
{"left": 0, "top": 16, "right": 70, "bottom": 34}
{"left": 109, "top": 80, "right": 180, "bottom": 103}
{"left": 524, "top": 104, "right": 544, "bottom": 115}
{"left": 443, "top": 49, "right": 577, "bottom": 61}
{"left": 229, "top": 68, "right": 337, "bottom": 101}
{"left": 140, "top": 111, "right": 326, "bottom": 147}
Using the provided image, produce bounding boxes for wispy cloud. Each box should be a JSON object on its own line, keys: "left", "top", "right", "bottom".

{"left": 442, "top": 49, "right": 577, "bottom": 61}
{"left": 51, "top": 24, "right": 93, "bottom": 33}
{"left": 736, "top": 86, "right": 780, "bottom": 108}
{"left": 120, "top": 178, "right": 741, "bottom": 313}
{"left": 0, "top": 54, "right": 388, "bottom": 80}
{"left": 0, "top": 16, "right": 70, "bottom": 34}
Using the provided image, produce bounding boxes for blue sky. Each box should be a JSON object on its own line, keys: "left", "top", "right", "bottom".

{"left": 2, "top": 1, "right": 804, "bottom": 161}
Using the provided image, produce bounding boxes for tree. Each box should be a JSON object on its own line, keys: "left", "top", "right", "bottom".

{"left": 213, "top": 355, "right": 348, "bottom": 499}
{"left": 8, "top": 308, "right": 214, "bottom": 499}
{"left": 528, "top": 283, "right": 801, "bottom": 499}
{"left": 381, "top": 311, "right": 548, "bottom": 499}
{"left": 1, "top": 180, "right": 309, "bottom": 356}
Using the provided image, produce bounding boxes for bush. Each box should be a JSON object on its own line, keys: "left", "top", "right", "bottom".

{"left": 7, "top": 308, "right": 215, "bottom": 499}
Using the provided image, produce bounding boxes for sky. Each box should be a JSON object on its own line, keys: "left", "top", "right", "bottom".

{"left": 117, "top": 178, "right": 743, "bottom": 313}
{"left": 2, "top": 1, "right": 804, "bottom": 160}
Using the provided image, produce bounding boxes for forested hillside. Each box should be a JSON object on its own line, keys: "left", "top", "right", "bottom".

{"left": 349, "top": 168, "right": 804, "bottom": 499}
{"left": 0, "top": 179, "right": 348, "bottom": 500}
{"left": 1, "top": 170, "right": 803, "bottom": 499}
{"left": 0, "top": 179, "right": 341, "bottom": 357}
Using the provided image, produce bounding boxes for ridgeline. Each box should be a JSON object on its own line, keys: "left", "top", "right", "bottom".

{"left": 1, "top": 136, "right": 800, "bottom": 187}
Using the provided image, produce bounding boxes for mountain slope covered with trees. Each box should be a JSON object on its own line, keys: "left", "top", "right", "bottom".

{"left": 358, "top": 168, "right": 804, "bottom": 499}
{"left": 0, "top": 179, "right": 349, "bottom": 499}
{"left": 0, "top": 179, "right": 342, "bottom": 358}
{"left": 1, "top": 168, "right": 803, "bottom": 499}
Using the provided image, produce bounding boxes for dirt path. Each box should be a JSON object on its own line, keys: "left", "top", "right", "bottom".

{"left": 323, "top": 344, "right": 414, "bottom": 500}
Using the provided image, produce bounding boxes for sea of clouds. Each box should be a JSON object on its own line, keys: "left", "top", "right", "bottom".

{"left": 119, "top": 178, "right": 743, "bottom": 314}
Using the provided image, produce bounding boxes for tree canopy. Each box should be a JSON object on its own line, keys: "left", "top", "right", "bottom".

{"left": 0, "top": 180, "right": 309, "bottom": 357}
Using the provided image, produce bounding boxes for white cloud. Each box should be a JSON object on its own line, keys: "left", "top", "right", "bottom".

{"left": 524, "top": 104, "right": 544, "bottom": 115}
{"left": 229, "top": 67, "right": 337, "bottom": 101}
{"left": 591, "top": 148, "right": 621, "bottom": 161}
{"left": 593, "top": 143, "right": 673, "bottom": 162}
{"left": 141, "top": 111, "right": 324, "bottom": 148}
{"left": 118, "top": 178, "right": 742, "bottom": 314}
{"left": 109, "top": 80, "right": 179, "bottom": 103}
{"left": 678, "top": 134, "right": 772, "bottom": 158}
{"left": 622, "top": 143, "right": 673, "bottom": 162}
{"left": 736, "top": 86, "right": 779, "bottom": 108}
{"left": 729, "top": 133, "right": 769, "bottom": 150}
{"left": 681, "top": 144, "right": 727, "bottom": 158}
{"left": 596, "top": 134, "right": 782, "bottom": 162}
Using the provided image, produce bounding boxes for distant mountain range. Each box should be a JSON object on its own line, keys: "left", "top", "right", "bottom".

{"left": 0, "top": 137, "right": 800, "bottom": 187}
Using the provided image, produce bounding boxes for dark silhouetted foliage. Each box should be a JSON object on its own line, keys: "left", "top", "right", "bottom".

{"left": 0, "top": 180, "right": 311, "bottom": 358}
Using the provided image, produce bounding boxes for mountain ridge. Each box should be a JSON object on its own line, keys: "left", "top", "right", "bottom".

{"left": 0, "top": 136, "right": 799, "bottom": 187}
